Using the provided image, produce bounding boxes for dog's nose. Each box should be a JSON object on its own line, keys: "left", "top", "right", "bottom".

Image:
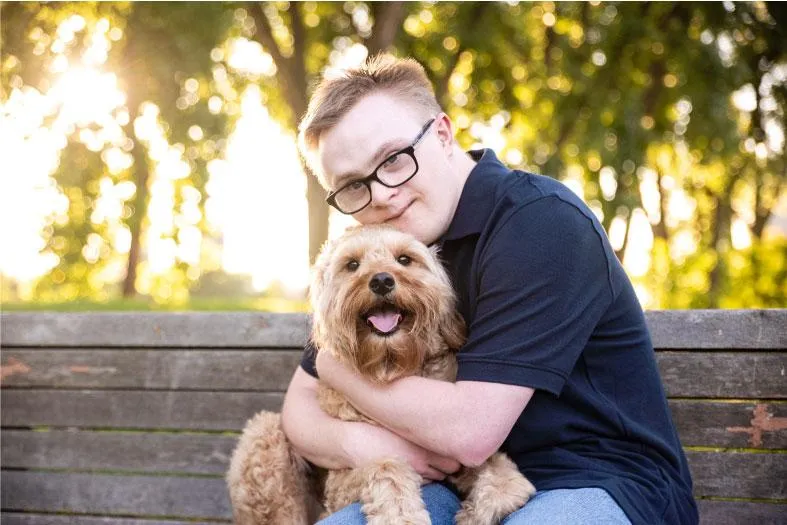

{"left": 369, "top": 272, "right": 395, "bottom": 295}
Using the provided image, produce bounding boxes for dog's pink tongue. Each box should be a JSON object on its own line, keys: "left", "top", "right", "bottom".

{"left": 367, "top": 312, "right": 402, "bottom": 333}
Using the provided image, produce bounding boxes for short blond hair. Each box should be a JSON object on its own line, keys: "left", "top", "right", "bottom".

{"left": 298, "top": 53, "right": 442, "bottom": 183}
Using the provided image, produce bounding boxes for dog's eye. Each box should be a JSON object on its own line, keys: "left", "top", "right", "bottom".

{"left": 397, "top": 255, "right": 412, "bottom": 266}
{"left": 346, "top": 260, "right": 360, "bottom": 271}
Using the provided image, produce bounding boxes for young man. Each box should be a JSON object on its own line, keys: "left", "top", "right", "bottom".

{"left": 281, "top": 54, "right": 698, "bottom": 524}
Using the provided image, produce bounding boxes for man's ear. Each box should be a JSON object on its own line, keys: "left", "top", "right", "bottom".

{"left": 435, "top": 112, "right": 455, "bottom": 153}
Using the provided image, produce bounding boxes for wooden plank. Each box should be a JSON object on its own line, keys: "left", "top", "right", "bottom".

{"left": 669, "top": 400, "right": 787, "bottom": 449}
{"left": 1, "top": 514, "right": 228, "bottom": 525}
{"left": 3, "top": 459, "right": 784, "bottom": 522}
{"left": 3, "top": 310, "right": 785, "bottom": 349}
{"left": 4, "top": 348, "right": 784, "bottom": 400}
{"left": 645, "top": 309, "right": 787, "bottom": 349}
{"left": 1, "top": 430, "right": 237, "bottom": 474}
{"left": 697, "top": 500, "right": 787, "bottom": 525}
{"left": 658, "top": 352, "right": 787, "bottom": 398}
{"left": 3, "top": 394, "right": 785, "bottom": 449}
{"left": 1, "top": 390, "right": 282, "bottom": 431}
{"left": 687, "top": 451, "right": 787, "bottom": 499}
{"left": 0, "top": 312, "right": 311, "bottom": 348}
{"left": 1, "top": 471, "right": 231, "bottom": 520}
{"left": 4, "top": 403, "right": 785, "bottom": 477}
{"left": 2, "top": 489, "right": 784, "bottom": 525}
{"left": 1, "top": 349, "right": 301, "bottom": 391}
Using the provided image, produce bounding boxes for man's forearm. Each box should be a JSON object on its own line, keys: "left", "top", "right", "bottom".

{"left": 317, "top": 357, "right": 468, "bottom": 459}
{"left": 317, "top": 354, "right": 534, "bottom": 466}
{"left": 280, "top": 370, "right": 355, "bottom": 470}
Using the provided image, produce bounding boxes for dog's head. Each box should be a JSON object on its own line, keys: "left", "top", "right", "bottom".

{"left": 310, "top": 224, "right": 465, "bottom": 383}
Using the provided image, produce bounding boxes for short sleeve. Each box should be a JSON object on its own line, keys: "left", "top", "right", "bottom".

{"left": 300, "top": 339, "right": 319, "bottom": 378}
{"left": 456, "top": 196, "right": 614, "bottom": 395}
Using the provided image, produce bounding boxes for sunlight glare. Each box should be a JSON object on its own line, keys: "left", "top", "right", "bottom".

{"left": 731, "top": 218, "right": 752, "bottom": 250}
{"left": 206, "top": 85, "right": 310, "bottom": 294}
{"left": 622, "top": 209, "right": 653, "bottom": 278}
{"left": 50, "top": 68, "right": 125, "bottom": 127}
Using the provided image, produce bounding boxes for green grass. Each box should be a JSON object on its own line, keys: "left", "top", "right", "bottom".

{"left": 1, "top": 296, "right": 310, "bottom": 313}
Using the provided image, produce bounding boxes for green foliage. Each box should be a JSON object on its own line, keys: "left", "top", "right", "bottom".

{"left": 2, "top": 1, "right": 785, "bottom": 310}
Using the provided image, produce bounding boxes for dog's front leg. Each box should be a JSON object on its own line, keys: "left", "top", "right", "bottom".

{"left": 452, "top": 452, "right": 536, "bottom": 525}
{"left": 227, "top": 411, "right": 316, "bottom": 525}
{"left": 360, "top": 458, "right": 431, "bottom": 525}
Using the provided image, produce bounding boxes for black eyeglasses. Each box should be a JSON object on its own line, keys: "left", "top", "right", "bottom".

{"left": 326, "top": 117, "right": 436, "bottom": 215}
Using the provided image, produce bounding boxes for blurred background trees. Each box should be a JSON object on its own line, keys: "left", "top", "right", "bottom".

{"left": 1, "top": 1, "right": 785, "bottom": 310}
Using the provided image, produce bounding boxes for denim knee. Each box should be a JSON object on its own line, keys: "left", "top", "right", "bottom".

{"left": 316, "top": 482, "right": 461, "bottom": 525}
{"left": 502, "top": 487, "right": 631, "bottom": 525}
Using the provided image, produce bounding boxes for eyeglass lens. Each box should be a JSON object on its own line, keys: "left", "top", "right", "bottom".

{"left": 333, "top": 152, "right": 417, "bottom": 213}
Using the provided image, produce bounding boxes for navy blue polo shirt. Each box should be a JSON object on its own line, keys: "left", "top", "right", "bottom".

{"left": 301, "top": 149, "right": 697, "bottom": 524}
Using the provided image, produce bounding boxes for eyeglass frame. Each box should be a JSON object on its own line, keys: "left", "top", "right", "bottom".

{"left": 325, "top": 117, "right": 437, "bottom": 215}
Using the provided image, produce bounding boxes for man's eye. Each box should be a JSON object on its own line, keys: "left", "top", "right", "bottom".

{"left": 397, "top": 255, "right": 411, "bottom": 266}
{"left": 348, "top": 181, "right": 365, "bottom": 190}
{"left": 346, "top": 260, "right": 360, "bottom": 271}
{"left": 381, "top": 153, "right": 403, "bottom": 169}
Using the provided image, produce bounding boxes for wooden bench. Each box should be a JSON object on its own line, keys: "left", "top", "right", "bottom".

{"left": 1, "top": 310, "right": 785, "bottom": 524}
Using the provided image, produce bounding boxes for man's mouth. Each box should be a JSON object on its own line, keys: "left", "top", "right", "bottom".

{"left": 386, "top": 201, "right": 414, "bottom": 223}
{"left": 363, "top": 303, "right": 405, "bottom": 336}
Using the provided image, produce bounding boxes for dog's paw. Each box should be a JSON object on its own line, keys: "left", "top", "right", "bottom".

{"left": 455, "top": 473, "right": 536, "bottom": 524}
{"left": 455, "top": 506, "right": 481, "bottom": 525}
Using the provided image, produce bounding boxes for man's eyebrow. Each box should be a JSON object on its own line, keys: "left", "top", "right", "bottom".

{"left": 333, "top": 138, "right": 408, "bottom": 187}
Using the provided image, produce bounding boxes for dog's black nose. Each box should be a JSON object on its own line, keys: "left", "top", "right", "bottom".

{"left": 369, "top": 272, "right": 395, "bottom": 295}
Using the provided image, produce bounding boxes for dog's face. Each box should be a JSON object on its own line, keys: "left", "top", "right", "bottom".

{"left": 310, "top": 225, "right": 465, "bottom": 383}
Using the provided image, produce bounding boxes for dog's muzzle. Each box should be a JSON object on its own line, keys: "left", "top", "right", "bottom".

{"left": 369, "top": 272, "right": 395, "bottom": 296}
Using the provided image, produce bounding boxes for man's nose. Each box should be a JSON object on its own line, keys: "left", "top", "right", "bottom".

{"left": 369, "top": 272, "right": 395, "bottom": 295}
{"left": 369, "top": 181, "right": 399, "bottom": 206}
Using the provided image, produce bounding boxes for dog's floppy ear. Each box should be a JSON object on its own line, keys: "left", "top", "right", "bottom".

{"left": 440, "top": 309, "right": 466, "bottom": 352}
{"left": 309, "top": 252, "right": 327, "bottom": 312}
{"left": 426, "top": 242, "right": 465, "bottom": 351}
{"left": 308, "top": 236, "right": 338, "bottom": 347}
{"left": 309, "top": 236, "right": 338, "bottom": 305}
{"left": 428, "top": 243, "right": 442, "bottom": 261}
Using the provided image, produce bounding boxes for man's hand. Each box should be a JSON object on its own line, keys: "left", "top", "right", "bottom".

{"left": 344, "top": 422, "right": 461, "bottom": 482}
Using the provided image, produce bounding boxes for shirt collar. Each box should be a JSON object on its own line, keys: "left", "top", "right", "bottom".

{"left": 440, "top": 148, "right": 512, "bottom": 242}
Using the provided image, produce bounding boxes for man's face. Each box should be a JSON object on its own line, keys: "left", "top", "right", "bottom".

{"left": 317, "top": 93, "right": 460, "bottom": 245}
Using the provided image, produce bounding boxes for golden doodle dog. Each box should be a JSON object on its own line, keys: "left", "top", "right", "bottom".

{"left": 227, "top": 224, "right": 535, "bottom": 524}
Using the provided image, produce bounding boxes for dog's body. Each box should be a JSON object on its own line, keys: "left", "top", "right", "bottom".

{"left": 227, "top": 225, "right": 535, "bottom": 524}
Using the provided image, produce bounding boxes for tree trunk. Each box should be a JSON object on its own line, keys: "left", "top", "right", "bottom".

{"left": 365, "top": 2, "right": 406, "bottom": 55}
{"left": 119, "top": 37, "right": 151, "bottom": 298}
{"left": 250, "top": 1, "right": 409, "bottom": 264}
{"left": 707, "top": 187, "right": 733, "bottom": 308}
{"left": 615, "top": 213, "right": 631, "bottom": 263}
{"left": 122, "top": 124, "right": 150, "bottom": 298}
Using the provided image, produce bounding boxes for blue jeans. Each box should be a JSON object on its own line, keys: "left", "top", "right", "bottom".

{"left": 316, "top": 483, "right": 631, "bottom": 524}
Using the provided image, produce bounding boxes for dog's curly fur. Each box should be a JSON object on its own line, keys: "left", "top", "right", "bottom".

{"left": 227, "top": 224, "right": 535, "bottom": 524}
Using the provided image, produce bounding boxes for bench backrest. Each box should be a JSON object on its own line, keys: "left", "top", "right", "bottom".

{"left": 1, "top": 310, "right": 785, "bottom": 524}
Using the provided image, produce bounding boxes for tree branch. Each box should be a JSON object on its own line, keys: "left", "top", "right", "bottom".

{"left": 249, "top": 2, "right": 286, "bottom": 66}
{"left": 435, "top": 2, "right": 491, "bottom": 104}
{"left": 288, "top": 2, "right": 308, "bottom": 117}
{"left": 248, "top": 2, "right": 306, "bottom": 124}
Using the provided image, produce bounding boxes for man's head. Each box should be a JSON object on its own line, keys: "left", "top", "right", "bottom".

{"left": 298, "top": 54, "right": 475, "bottom": 245}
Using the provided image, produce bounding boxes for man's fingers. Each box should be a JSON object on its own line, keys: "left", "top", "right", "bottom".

{"left": 420, "top": 466, "right": 447, "bottom": 482}
{"left": 430, "top": 456, "right": 462, "bottom": 475}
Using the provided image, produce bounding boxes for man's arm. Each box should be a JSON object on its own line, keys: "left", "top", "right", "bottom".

{"left": 315, "top": 352, "right": 534, "bottom": 467}
{"left": 280, "top": 366, "right": 462, "bottom": 479}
